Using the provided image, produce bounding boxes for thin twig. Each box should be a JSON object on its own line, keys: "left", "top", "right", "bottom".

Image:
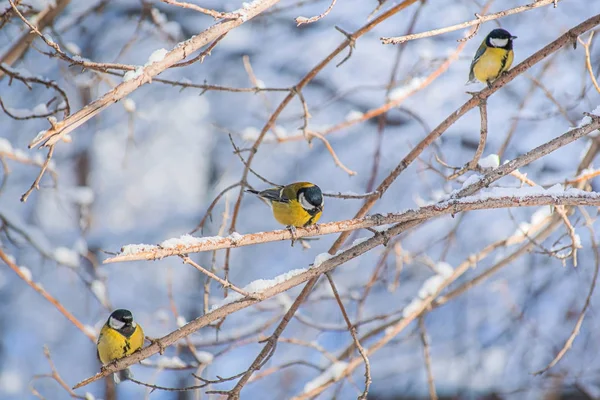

{"left": 0, "top": 249, "right": 96, "bottom": 342}
{"left": 578, "top": 31, "right": 600, "bottom": 94}
{"left": 295, "top": 0, "right": 337, "bottom": 26}
{"left": 306, "top": 130, "right": 356, "bottom": 176}
{"left": 160, "top": 0, "right": 239, "bottom": 19}
{"left": 418, "top": 317, "right": 438, "bottom": 400}
{"left": 325, "top": 273, "right": 371, "bottom": 399}
{"left": 181, "top": 256, "right": 256, "bottom": 299}
{"left": 20, "top": 144, "right": 55, "bottom": 202}
{"left": 381, "top": 0, "right": 560, "bottom": 44}
{"left": 531, "top": 221, "right": 599, "bottom": 375}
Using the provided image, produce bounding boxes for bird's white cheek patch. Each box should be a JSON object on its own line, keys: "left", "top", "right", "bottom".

{"left": 299, "top": 193, "right": 313, "bottom": 210}
{"left": 490, "top": 38, "right": 508, "bottom": 47}
{"left": 109, "top": 317, "right": 125, "bottom": 330}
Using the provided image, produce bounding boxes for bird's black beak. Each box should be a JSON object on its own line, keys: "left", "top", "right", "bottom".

{"left": 511, "top": 36, "right": 518, "bottom": 39}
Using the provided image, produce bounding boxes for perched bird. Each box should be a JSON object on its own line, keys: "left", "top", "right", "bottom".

{"left": 97, "top": 309, "right": 145, "bottom": 383}
{"left": 468, "top": 28, "right": 517, "bottom": 87}
{"left": 247, "top": 182, "right": 324, "bottom": 228}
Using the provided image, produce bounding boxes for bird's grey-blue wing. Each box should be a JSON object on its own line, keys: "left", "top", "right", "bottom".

{"left": 468, "top": 40, "right": 487, "bottom": 83}
{"left": 258, "top": 187, "right": 289, "bottom": 203}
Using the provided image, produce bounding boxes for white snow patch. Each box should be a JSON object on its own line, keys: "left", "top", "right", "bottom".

{"left": 147, "top": 48, "right": 168, "bottom": 64}
{"left": 303, "top": 362, "right": 348, "bottom": 393}
{"left": 91, "top": 280, "right": 109, "bottom": 307}
{"left": 160, "top": 234, "right": 223, "bottom": 249}
{"left": 210, "top": 269, "right": 307, "bottom": 311}
{"left": 402, "top": 298, "right": 422, "bottom": 318}
{"left": 350, "top": 237, "right": 370, "bottom": 247}
{"left": 123, "top": 67, "right": 143, "bottom": 82}
{"left": 84, "top": 393, "right": 95, "bottom": 400}
{"left": 345, "top": 110, "right": 364, "bottom": 121}
{"left": 123, "top": 98, "right": 136, "bottom": 113}
{"left": 277, "top": 293, "right": 293, "bottom": 310}
{"left": 389, "top": 77, "right": 425, "bottom": 100}
{"left": 68, "top": 186, "right": 95, "bottom": 205}
{"left": 54, "top": 247, "right": 79, "bottom": 268}
{"left": 0, "top": 138, "right": 13, "bottom": 153}
{"left": 0, "top": 370, "right": 22, "bottom": 394}
{"left": 151, "top": 7, "right": 167, "bottom": 24}
{"left": 176, "top": 315, "right": 187, "bottom": 327}
{"left": 312, "top": 252, "right": 334, "bottom": 268}
{"left": 120, "top": 243, "right": 156, "bottom": 255}
{"left": 418, "top": 275, "right": 445, "bottom": 299}
{"left": 228, "top": 232, "right": 243, "bottom": 242}
{"left": 460, "top": 174, "right": 481, "bottom": 189}
{"left": 65, "top": 42, "right": 81, "bottom": 55}
{"left": 434, "top": 262, "right": 454, "bottom": 278}
{"left": 196, "top": 351, "right": 214, "bottom": 364}
{"left": 19, "top": 266, "right": 32, "bottom": 281}
{"left": 156, "top": 356, "right": 187, "bottom": 368}
{"left": 478, "top": 154, "right": 500, "bottom": 169}
{"left": 32, "top": 103, "right": 49, "bottom": 115}
{"left": 83, "top": 325, "right": 97, "bottom": 337}
{"left": 242, "top": 127, "right": 260, "bottom": 141}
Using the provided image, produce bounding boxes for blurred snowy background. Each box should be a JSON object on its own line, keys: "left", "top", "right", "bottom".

{"left": 1, "top": 0, "right": 600, "bottom": 399}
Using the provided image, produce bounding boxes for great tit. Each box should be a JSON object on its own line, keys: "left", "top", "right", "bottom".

{"left": 97, "top": 309, "right": 145, "bottom": 383}
{"left": 468, "top": 28, "right": 517, "bottom": 87}
{"left": 247, "top": 182, "right": 324, "bottom": 228}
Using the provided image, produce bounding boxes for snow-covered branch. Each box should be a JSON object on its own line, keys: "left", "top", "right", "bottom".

{"left": 105, "top": 189, "right": 600, "bottom": 264}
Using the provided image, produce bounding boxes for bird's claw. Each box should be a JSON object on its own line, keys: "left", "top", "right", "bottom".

{"left": 287, "top": 225, "right": 297, "bottom": 246}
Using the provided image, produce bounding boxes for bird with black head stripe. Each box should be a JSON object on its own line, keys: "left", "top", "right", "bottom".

{"left": 97, "top": 309, "right": 145, "bottom": 383}
{"left": 468, "top": 28, "right": 517, "bottom": 88}
{"left": 247, "top": 182, "right": 324, "bottom": 242}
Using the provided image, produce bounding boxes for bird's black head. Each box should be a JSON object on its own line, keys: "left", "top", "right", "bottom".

{"left": 298, "top": 185, "right": 324, "bottom": 214}
{"left": 108, "top": 309, "right": 136, "bottom": 333}
{"left": 486, "top": 29, "right": 517, "bottom": 49}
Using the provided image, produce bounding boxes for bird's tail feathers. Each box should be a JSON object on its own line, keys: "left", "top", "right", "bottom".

{"left": 113, "top": 368, "right": 133, "bottom": 384}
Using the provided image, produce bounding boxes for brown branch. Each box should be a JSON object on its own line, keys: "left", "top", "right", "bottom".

{"left": 28, "top": 0, "right": 282, "bottom": 149}
{"left": 381, "top": 0, "right": 560, "bottom": 44}
{"left": 0, "top": 248, "right": 95, "bottom": 342}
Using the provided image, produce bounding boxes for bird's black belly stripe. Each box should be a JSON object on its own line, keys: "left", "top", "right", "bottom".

{"left": 499, "top": 52, "right": 509, "bottom": 74}
{"left": 122, "top": 341, "right": 131, "bottom": 356}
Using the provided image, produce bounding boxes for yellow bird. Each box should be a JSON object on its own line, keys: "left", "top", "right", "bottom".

{"left": 97, "top": 309, "right": 145, "bottom": 383}
{"left": 468, "top": 28, "right": 516, "bottom": 87}
{"left": 247, "top": 182, "right": 324, "bottom": 228}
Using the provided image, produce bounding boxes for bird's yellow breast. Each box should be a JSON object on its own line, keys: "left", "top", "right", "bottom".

{"left": 97, "top": 324, "right": 144, "bottom": 365}
{"left": 473, "top": 47, "right": 514, "bottom": 83}
{"left": 271, "top": 200, "right": 322, "bottom": 227}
